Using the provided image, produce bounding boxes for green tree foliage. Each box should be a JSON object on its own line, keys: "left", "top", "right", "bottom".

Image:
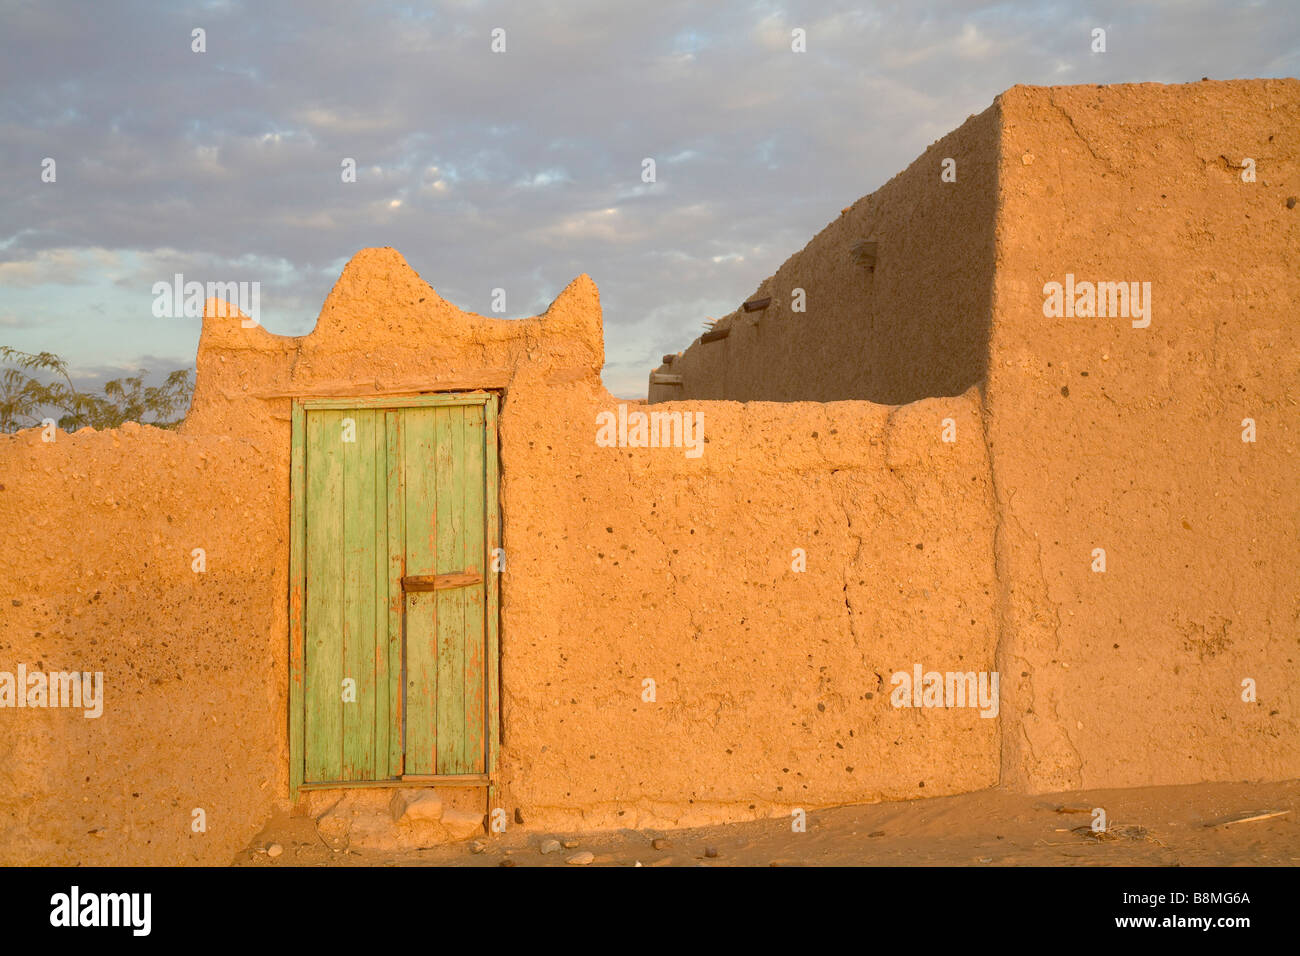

{"left": 0, "top": 346, "right": 193, "bottom": 433}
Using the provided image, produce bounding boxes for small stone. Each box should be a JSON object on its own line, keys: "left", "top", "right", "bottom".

{"left": 470, "top": 841, "right": 487, "bottom": 854}
{"left": 652, "top": 838, "right": 671, "bottom": 850}
{"left": 1288, "top": 196, "right": 1297, "bottom": 209}
{"left": 498, "top": 858, "right": 516, "bottom": 867}
{"left": 390, "top": 789, "right": 442, "bottom": 825}
{"left": 562, "top": 840, "right": 579, "bottom": 849}
{"left": 868, "top": 830, "right": 885, "bottom": 838}
{"left": 514, "top": 808, "right": 525, "bottom": 825}
{"left": 267, "top": 844, "right": 283, "bottom": 858}
{"left": 704, "top": 847, "right": 719, "bottom": 858}
{"left": 566, "top": 851, "right": 595, "bottom": 865}
{"left": 1021, "top": 152, "right": 1034, "bottom": 166}
{"left": 442, "top": 808, "right": 485, "bottom": 841}
{"left": 540, "top": 839, "right": 562, "bottom": 855}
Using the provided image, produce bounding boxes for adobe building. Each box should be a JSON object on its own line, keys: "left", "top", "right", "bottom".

{"left": 0, "top": 79, "right": 1296, "bottom": 865}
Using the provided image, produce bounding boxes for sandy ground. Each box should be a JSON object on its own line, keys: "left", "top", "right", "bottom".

{"left": 234, "top": 779, "right": 1300, "bottom": 867}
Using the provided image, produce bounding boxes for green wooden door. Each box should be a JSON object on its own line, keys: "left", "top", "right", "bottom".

{"left": 289, "top": 393, "right": 500, "bottom": 795}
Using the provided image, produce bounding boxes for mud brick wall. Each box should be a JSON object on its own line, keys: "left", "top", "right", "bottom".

{"left": 648, "top": 78, "right": 1300, "bottom": 796}
{"left": 988, "top": 79, "right": 1300, "bottom": 792}
{"left": 648, "top": 100, "right": 1000, "bottom": 405}
{"left": 0, "top": 426, "right": 280, "bottom": 865}
{"left": 0, "top": 249, "right": 998, "bottom": 864}
{"left": 498, "top": 388, "right": 998, "bottom": 830}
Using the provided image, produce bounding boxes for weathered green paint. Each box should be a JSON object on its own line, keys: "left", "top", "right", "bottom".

{"left": 341, "top": 408, "right": 378, "bottom": 778}
{"left": 290, "top": 393, "right": 499, "bottom": 798}
{"left": 434, "top": 406, "right": 464, "bottom": 774}
{"left": 383, "top": 411, "right": 405, "bottom": 777}
{"left": 403, "top": 406, "right": 439, "bottom": 776}
{"left": 484, "top": 397, "right": 500, "bottom": 772}
{"left": 461, "top": 403, "right": 486, "bottom": 773}
{"left": 304, "top": 409, "right": 345, "bottom": 783}
{"left": 298, "top": 392, "right": 495, "bottom": 411}
{"left": 373, "top": 413, "right": 391, "bottom": 777}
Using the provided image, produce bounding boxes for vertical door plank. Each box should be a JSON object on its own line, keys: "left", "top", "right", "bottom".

{"left": 484, "top": 395, "right": 501, "bottom": 772}
{"left": 304, "top": 409, "right": 345, "bottom": 782}
{"left": 385, "top": 411, "right": 406, "bottom": 778}
{"left": 435, "top": 405, "right": 468, "bottom": 774}
{"left": 403, "top": 407, "right": 439, "bottom": 775}
{"left": 371, "top": 413, "right": 390, "bottom": 778}
{"left": 461, "top": 402, "right": 487, "bottom": 773}
{"left": 342, "top": 409, "right": 379, "bottom": 779}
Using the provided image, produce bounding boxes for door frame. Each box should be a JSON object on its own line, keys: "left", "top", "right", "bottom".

{"left": 288, "top": 391, "right": 501, "bottom": 800}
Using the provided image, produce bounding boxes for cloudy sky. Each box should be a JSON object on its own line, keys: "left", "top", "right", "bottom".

{"left": 1, "top": 0, "right": 1296, "bottom": 398}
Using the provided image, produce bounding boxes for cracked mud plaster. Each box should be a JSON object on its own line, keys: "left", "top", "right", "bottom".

{"left": 650, "top": 79, "right": 1300, "bottom": 798}
{"left": 989, "top": 80, "right": 1300, "bottom": 792}
{"left": 503, "top": 386, "right": 999, "bottom": 833}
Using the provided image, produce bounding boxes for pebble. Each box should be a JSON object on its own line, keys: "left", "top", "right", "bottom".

{"left": 498, "top": 858, "right": 516, "bottom": 867}
{"left": 562, "top": 840, "right": 579, "bottom": 849}
{"left": 266, "top": 844, "right": 283, "bottom": 859}
{"left": 540, "top": 839, "right": 561, "bottom": 855}
{"left": 470, "top": 841, "right": 487, "bottom": 855}
{"left": 704, "top": 847, "right": 719, "bottom": 858}
{"left": 652, "top": 838, "right": 671, "bottom": 850}
{"left": 566, "top": 851, "right": 595, "bottom": 865}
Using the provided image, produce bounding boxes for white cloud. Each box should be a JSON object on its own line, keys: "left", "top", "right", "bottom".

{"left": 0, "top": 0, "right": 1295, "bottom": 397}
